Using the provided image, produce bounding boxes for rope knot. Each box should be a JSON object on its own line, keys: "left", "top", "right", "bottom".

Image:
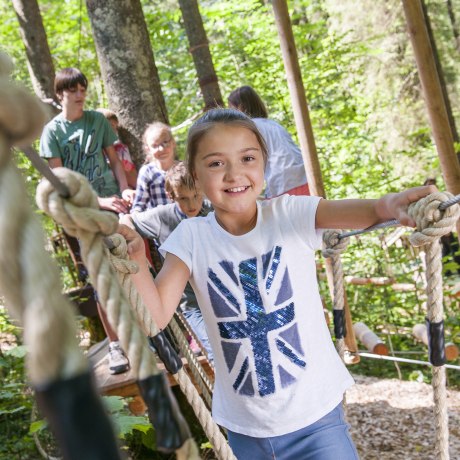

{"left": 36, "top": 168, "right": 118, "bottom": 238}
{"left": 322, "top": 230, "right": 349, "bottom": 258}
{"left": 408, "top": 191, "right": 460, "bottom": 247}
{"left": 106, "top": 233, "right": 139, "bottom": 275}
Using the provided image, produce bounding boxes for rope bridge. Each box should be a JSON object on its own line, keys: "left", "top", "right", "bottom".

{"left": 0, "top": 49, "right": 459, "bottom": 459}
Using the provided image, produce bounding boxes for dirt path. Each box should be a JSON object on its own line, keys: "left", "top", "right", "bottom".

{"left": 347, "top": 374, "right": 460, "bottom": 460}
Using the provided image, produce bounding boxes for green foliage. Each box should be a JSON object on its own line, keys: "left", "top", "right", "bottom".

{"left": 1, "top": 0, "right": 460, "bottom": 457}
{"left": 0, "top": 311, "right": 36, "bottom": 459}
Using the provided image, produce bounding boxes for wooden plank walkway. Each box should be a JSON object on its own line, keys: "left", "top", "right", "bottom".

{"left": 89, "top": 339, "right": 214, "bottom": 415}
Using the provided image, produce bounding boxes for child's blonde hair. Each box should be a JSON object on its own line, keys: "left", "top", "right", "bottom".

{"left": 142, "top": 122, "right": 173, "bottom": 164}
{"left": 165, "top": 161, "right": 196, "bottom": 199}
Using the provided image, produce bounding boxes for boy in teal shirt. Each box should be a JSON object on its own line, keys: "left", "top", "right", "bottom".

{"left": 40, "top": 68, "right": 130, "bottom": 373}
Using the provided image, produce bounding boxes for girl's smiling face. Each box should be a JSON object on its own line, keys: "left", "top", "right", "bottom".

{"left": 193, "top": 124, "right": 265, "bottom": 234}
{"left": 145, "top": 129, "right": 175, "bottom": 170}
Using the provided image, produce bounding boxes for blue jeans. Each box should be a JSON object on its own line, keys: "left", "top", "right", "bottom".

{"left": 227, "top": 404, "right": 359, "bottom": 460}
{"left": 182, "top": 308, "right": 213, "bottom": 362}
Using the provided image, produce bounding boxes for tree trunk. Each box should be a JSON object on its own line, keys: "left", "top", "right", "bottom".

{"left": 12, "top": 0, "right": 56, "bottom": 104}
{"left": 85, "top": 0, "right": 168, "bottom": 164}
{"left": 402, "top": 0, "right": 460, "bottom": 238}
{"left": 178, "top": 0, "right": 223, "bottom": 109}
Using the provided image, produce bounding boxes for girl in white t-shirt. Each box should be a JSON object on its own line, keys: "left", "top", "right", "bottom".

{"left": 228, "top": 85, "right": 309, "bottom": 198}
{"left": 119, "top": 108, "right": 435, "bottom": 460}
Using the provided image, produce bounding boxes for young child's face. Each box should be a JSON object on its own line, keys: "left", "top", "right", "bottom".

{"left": 58, "top": 83, "right": 87, "bottom": 111}
{"left": 146, "top": 129, "right": 175, "bottom": 167}
{"left": 193, "top": 124, "right": 264, "bottom": 220}
{"left": 172, "top": 185, "right": 204, "bottom": 218}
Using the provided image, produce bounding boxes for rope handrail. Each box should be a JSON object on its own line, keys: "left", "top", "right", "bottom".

{"left": 337, "top": 194, "right": 460, "bottom": 240}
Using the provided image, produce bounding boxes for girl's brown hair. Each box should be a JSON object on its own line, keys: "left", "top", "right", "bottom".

{"left": 227, "top": 86, "right": 268, "bottom": 119}
{"left": 186, "top": 108, "right": 268, "bottom": 179}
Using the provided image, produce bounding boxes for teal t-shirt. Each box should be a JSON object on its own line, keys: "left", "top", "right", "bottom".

{"left": 39, "top": 110, "right": 120, "bottom": 197}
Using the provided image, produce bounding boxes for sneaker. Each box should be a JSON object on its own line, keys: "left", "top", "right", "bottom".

{"left": 108, "top": 341, "right": 129, "bottom": 374}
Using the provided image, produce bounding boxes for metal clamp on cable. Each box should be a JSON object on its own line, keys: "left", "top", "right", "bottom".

{"left": 148, "top": 331, "right": 183, "bottom": 374}
{"left": 333, "top": 309, "right": 346, "bottom": 339}
{"left": 426, "top": 318, "right": 446, "bottom": 367}
{"left": 137, "top": 373, "right": 191, "bottom": 453}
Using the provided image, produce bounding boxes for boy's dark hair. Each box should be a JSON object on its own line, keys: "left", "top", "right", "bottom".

{"left": 165, "top": 161, "right": 196, "bottom": 199}
{"left": 227, "top": 86, "right": 268, "bottom": 119}
{"left": 54, "top": 68, "right": 88, "bottom": 97}
{"left": 186, "top": 108, "right": 268, "bottom": 179}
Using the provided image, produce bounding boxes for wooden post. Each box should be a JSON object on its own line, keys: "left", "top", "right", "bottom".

{"left": 354, "top": 322, "right": 389, "bottom": 355}
{"left": 271, "top": 0, "right": 359, "bottom": 361}
{"left": 402, "top": 1, "right": 460, "bottom": 235}
{"left": 271, "top": 0, "right": 324, "bottom": 198}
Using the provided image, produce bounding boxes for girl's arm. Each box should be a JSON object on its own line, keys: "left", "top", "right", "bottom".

{"left": 118, "top": 224, "right": 190, "bottom": 330}
{"left": 315, "top": 185, "right": 437, "bottom": 229}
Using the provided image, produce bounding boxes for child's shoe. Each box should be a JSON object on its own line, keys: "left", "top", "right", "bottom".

{"left": 108, "top": 341, "right": 129, "bottom": 374}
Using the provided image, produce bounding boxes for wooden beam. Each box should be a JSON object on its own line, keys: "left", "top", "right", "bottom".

{"left": 271, "top": 0, "right": 359, "bottom": 361}
{"left": 271, "top": 0, "right": 325, "bottom": 198}
{"left": 402, "top": 0, "right": 460, "bottom": 197}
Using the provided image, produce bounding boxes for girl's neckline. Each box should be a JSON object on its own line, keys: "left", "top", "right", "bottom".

{"left": 211, "top": 200, "right": 261, "bottom": 238}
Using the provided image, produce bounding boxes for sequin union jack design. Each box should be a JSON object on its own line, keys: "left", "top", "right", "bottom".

{"left": 207, "top": 245, "right": 307, "bottom": 397}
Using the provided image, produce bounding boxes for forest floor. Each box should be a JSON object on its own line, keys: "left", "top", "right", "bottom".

{"left": 347, "top": 374, "right": 460, "bottom": 460}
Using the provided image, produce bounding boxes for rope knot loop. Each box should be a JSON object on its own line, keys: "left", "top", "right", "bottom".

{"left": 106, "top": 233, "right": 139, "bottom": 275}
{"left": 36, "top": 168, "right": 118, "bottom": 238}
{"left": 408, "top": 191, "right": 460, "bottom": 247}
{"left": 322, "top": 230, "right": 349, "bottom": 258}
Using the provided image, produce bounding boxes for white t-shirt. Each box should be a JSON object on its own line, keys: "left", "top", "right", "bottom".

{"left": 254, "top": 118, "right": 308, "bottom": 198}
{"left": 160, "top": 195, "right": 353, "bottom": 437}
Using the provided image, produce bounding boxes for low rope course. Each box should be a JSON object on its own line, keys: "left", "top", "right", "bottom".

{"left": 323, "top": 191, "right": 460, "bottom": 460}
{"left": 105, "top": 233, "right": 235, "bottom": 460}
{"left": 2, "top": 49, "right": 459, "bottom": 460}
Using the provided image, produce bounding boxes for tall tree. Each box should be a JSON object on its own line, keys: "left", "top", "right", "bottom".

{"left": 178, "top": 0, "right": 223, "bottom": 109}
{"left": 12, "top": 0, "right": 56, "bottom": 103}
{"left": 85, "top": 0, "right": 168, "bottom": 163}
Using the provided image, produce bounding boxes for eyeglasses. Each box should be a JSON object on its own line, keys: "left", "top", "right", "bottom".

{"left": 150, "top": 138, "right": 172, "bottom": 151}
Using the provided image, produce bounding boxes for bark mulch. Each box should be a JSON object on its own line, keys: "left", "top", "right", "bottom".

{"left": 347, "top": 374, "right": 460, "bottom": 460}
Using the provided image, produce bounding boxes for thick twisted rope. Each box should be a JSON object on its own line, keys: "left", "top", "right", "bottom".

{"left": 107, "top": 233, "right": 214, "bottom": 406}
{"left": 105, "top": 233, "right": 235, "bottom": 460}
{"left": 0, "top": 52, "right": 87, "bottom": 386}
{"left": 322, "top": 230, "right": 350, "bottom": 360}
{"left": 36, "top": 169, "right": 159, "bottom": 381}
{"left": 407, "top": 191, "right": 460, "bottom": 460}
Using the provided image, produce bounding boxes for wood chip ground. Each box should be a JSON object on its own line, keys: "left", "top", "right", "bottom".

{"left": 347, "top": 374, "right": 460, "bottom": 460}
